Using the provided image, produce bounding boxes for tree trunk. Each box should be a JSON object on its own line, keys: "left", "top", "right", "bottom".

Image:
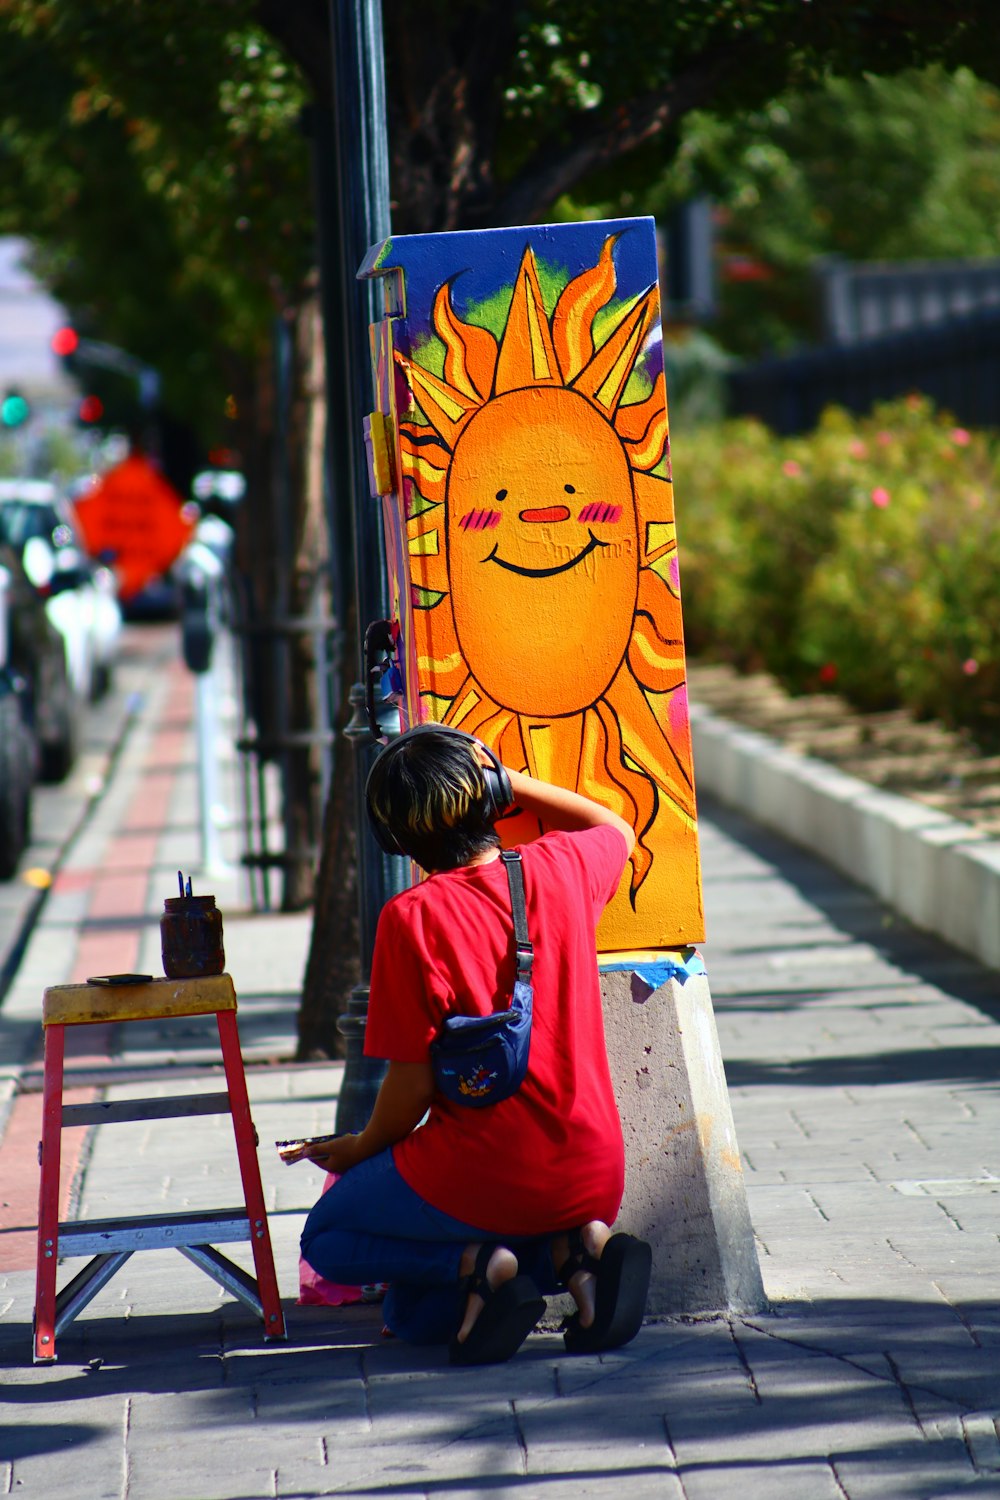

{"left": 281, "top": 287, "right": 333, "bottom": 911}
{"left": 296, "top": 601, "right": 360, "bottom": 1060}
{"left": 228, "top": 297, "right": 331, "bottom": 914}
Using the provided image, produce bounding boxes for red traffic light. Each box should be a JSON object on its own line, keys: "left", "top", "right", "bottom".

{"left": 78, "top": 394, "right": 104, "bottom": 423}
{"left": 52, "top": 326, "right": 80, "bottom": 357}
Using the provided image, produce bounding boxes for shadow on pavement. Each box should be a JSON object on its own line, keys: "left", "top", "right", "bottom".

{"left": 701, "top": 793, "right": 1000, "bottom": 1022}
{"left": 724, "top": 1045, "right": 1000, "bottom": 1089}
{"left": 3, "top": 1291, "right": 1000, "bottom": 1496}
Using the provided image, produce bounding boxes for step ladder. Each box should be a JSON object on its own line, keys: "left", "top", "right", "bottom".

{"left": 34, "top": 973, "right": 286, "bottom": 1363}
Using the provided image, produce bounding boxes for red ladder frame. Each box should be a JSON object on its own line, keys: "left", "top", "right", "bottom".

{"left": 33, "top": 975, "right": 285, "bottom": 1363}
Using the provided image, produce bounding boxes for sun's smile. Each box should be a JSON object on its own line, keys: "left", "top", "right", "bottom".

{"left": 484, "top": 532, "right": 607, "bottom": 578}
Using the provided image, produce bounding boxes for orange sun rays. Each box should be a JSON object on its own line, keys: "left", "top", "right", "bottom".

{"left": 395, "top": 235, "right": 695, "bottom": 915}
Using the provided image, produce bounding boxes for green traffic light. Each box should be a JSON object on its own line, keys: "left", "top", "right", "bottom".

{"left": 1, "top": 392, "right": 30, "bottom": 428}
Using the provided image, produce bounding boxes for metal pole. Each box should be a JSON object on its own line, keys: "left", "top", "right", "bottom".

{"left": 194, "top": 671, "right": 227, "bottom": 877}
{"left": 181, "top": 551, "right": 231, "bottom": 879}
{"left": 327, "top": 0, "right": 407, "bottom": 1132}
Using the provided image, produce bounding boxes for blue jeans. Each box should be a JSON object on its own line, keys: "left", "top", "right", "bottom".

{"left": 300, "top": 1148, "right": 560, "bottom": 1344}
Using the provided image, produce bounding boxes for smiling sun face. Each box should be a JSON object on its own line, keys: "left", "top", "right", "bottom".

{"left": 392, "top": 233, "right": 701, "bottom": 941}
{"left": 448, "top": 386, "right": 638, "bottom": 716}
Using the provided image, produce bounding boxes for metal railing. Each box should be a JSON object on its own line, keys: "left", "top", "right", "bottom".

{"left": 728, "top": 305, "right": 1000, "bottom": 436}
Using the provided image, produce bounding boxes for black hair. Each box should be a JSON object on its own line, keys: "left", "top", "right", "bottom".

{"left": 366, "top": 728, "right": 502, "bottom": 871}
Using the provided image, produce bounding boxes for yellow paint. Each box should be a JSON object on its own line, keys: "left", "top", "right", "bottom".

{"left": 364, "top": 411, "right": 394, "bottom": 496}
{"left": 416, "top": 648, "right": 464, "bottom": 676}
{"left": 408, "top": 527, "right": 440, "bottom": 557}
{"left": 43, "top": 974, "right": 237, "bottom": 1026}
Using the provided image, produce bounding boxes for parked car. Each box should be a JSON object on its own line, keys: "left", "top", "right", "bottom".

{"left": 0, "top": 478, "right": 121, "bottom": 700}
{"left": 0, "top": 551, "right": 35, "bottom": 878}
{"left": 0, "top": 538, "right": 80, "bottom": 876}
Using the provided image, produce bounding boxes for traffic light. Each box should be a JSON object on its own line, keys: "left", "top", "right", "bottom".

{"left": 1, "top": 390, "right": 30, "bottom": 428}
{"left": 51, "top": 326, "right": 79, "bottom": 358}
{"left": 78, "top": 394, "right": 105, "bottom": 424}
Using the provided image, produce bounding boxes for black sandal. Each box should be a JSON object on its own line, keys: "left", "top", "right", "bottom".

{"left": 449, "top": 1244, "right": 546, "bottom": 1366}
{"left": 556, "top": 1228, "right": 652, "bottom": 1354}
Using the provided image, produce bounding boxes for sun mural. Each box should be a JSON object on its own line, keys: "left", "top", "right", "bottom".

{"left": 377, "top": 226, "right": 703, "bottom": 950}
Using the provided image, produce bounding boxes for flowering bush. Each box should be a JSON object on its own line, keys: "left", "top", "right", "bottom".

{"left": 675, "top": 396, "right": 1000, "bottom": 735}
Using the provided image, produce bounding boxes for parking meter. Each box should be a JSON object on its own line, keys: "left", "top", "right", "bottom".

{"left": 176, "top": 539, "right": 228, "bottom": 874}
{"left": 177, "top": 541, "right": 223, "bottom": 675}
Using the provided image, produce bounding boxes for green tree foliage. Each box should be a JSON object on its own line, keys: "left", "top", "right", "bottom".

{"left": 4, "top": 1, "right": 999, "bottom": 424}
{"left": 0, "top": 3, "right": 312, "bottom": 440}
{"left": 645, "top": 66, "right": 1000, "bottom": 356}
{"left": 293, "top": 0, "right": 1000, "bottom": 233}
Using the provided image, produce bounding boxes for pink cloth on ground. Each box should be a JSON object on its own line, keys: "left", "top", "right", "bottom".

{"left": 297, "top": 1172, "right": 365, "bottom": 1306}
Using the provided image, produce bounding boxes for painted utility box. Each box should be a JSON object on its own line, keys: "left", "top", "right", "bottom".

{"left": 360, "top": 218, "right": 703, "bottom": 954}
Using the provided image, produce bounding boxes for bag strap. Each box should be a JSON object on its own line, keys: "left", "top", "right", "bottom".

{"left": 499, "top": 850, "right": 533, "bottom": 985}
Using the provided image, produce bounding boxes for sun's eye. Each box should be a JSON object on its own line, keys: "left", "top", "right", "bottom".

{"left": 496, "top": 489, "right": 508, "bottom": 501}
{"left": 564, "top": 484, "right": 576, "bottom": 495}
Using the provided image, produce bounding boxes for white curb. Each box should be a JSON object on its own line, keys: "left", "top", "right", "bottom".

{"left": 690, "top": 703, "right": 1000, "bottom": 973}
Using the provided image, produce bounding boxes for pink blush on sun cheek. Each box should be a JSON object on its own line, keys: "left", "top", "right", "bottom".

{"left": 577, "top": 503, "right": 623, "bottom": 524}
{"left": 459, "top": 509, "right": 502, "bottom": 531}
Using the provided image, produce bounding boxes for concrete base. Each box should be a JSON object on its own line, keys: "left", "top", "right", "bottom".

{"left": 602, "top": 968, "right": 766, "bottom": 1316}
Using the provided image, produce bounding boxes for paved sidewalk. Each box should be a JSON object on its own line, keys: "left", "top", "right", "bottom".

{"left": 3, "top": 634, "right": 1000, "bottom": 1497}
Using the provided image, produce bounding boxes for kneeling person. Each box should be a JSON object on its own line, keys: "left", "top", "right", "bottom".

{"left": 297, "top": 724, "right": 652, "bottom": 1364}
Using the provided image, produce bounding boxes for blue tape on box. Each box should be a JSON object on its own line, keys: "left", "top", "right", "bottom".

{"left": 599, "top": 948, "right": 706, "bottom": 1003}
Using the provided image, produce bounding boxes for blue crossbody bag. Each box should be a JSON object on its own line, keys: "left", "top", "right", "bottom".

{"left": 429, "top": 850, "right": 533, "bottom": 1108}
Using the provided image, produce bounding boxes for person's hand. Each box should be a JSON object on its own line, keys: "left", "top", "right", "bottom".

{"left": 301, "top": 1133, "right": 362, "bottom": 1175}
{"left": 472, "top": 740, "right": 501, "bottom": 773}
{"left": 277, "top": 1133, "right": 363, "bottom": 1173}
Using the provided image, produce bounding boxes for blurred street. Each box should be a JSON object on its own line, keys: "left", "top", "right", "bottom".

{"left": 0, "top": 623, "right": 179, "bottom": 997}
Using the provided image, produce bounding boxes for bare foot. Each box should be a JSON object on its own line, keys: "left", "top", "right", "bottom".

{"left": 553, "top": 1221, "right": 611, "bottom": 1330}
{"left": 455, "top": 1244, "right": 519, "bottom": 1345}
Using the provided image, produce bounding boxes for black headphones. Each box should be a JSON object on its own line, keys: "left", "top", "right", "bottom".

{"left": 365, "top": 723, "right": 514, "bottom": 857}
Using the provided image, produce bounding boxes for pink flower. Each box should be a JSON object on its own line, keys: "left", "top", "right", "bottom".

{"left": 871, "top": 486, "right": 891, "bottom": 508}
{"left": 950, "top": 427, "right": 972, "bottom": 446}
{"left": 848, "top": 440, "right": 867, "bottom": 459}
{"left": 876, "top": 430, "right": 894, "bottom": 446}
{"left": 963, "top": 659, "right": 980, "bottom": 676}
{"left": 782, "top": 459, "right": 802, "bottom": 477}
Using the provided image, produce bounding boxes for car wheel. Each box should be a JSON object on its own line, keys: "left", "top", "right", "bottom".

{"left": 39, "top": 686, "right": 78, "bottom": 783}
{"left": 91, "top": 658, "right": 113, "bottom": 700}
{"left": 0, "top": 693, "right": 33, "bottom": 879}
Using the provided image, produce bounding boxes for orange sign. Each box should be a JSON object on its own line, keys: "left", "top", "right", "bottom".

{"left": 73, "top": 453, "right": 194, "bottom": 601}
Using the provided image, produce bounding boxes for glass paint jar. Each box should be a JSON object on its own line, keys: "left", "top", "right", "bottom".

{"left": 160, "top": 894, "right": 225, "bottom": 978}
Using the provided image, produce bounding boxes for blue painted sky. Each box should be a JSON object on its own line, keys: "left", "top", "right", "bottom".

{"left": 363, "top": 217, "right": 660, "bottom": 344}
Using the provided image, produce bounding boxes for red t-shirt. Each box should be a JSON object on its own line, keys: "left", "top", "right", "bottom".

{"left": 364, "top": 825, "right": 629, "bottom": 1235}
